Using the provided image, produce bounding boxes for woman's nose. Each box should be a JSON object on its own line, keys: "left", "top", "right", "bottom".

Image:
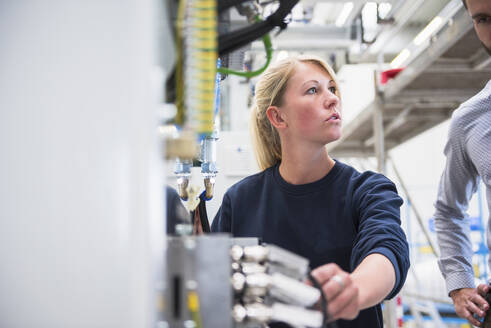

{"left": 323, "top": 90, "right": 338, "bottom": 110}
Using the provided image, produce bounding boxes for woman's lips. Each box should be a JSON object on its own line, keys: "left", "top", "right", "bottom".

{"left": 326, "top": 113, "right": 341, "bottom": 122}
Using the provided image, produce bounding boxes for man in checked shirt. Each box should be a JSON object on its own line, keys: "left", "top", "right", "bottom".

{"left": 434, "top": 0, "right": 491, "bottom": 326}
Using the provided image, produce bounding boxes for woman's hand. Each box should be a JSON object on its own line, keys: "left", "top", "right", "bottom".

{"left": 309, "top": 254, "right": 396, "bottom": 321}
{"left": 310, "top": 263, "right": 360, "bottom": 321}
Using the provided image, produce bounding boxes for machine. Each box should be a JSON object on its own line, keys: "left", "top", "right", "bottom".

{"left": 0, "top": 1, "right": 337, "bottom": 327}
{"left": 163, "top": 236, "right": 332, "bottom": 328}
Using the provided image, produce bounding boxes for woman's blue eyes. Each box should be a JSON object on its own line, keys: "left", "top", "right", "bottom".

{"left": 307, "top": 87, "right": 317, "bottom": 94}
{"left": 306, "top": 86, "right": 337, "bottom": 94}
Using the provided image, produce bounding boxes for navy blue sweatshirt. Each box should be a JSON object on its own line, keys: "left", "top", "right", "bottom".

{"left": 212, "top": 160, "right": 409, "bottom": 328}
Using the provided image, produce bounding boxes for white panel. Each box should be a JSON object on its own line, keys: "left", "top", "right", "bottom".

{"left": 208, "top": 131, "right": 259, "bottom": 222}
{"left": 0, "top": 1, "right": 165, "bottom": 327}
{"left": 336, "top": 63, "right": 378, "bottom": 125}
{"left": 228, "top": 76, "right": 252, "bottom": 132}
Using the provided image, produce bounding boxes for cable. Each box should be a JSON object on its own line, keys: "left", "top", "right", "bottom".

{"left": 169, "top": 0, "right": 298, "bottom": 124}
{"left": 218, "top": 0, "right": 299, "bottom": 56}
{"left": 174, "top": 0, "right": 188, "bottom": 126}
{"left": 307, "top": 271, "right": 339, "bottom": 328}
{"left": 188, "top": 0, "right": 218, "bottom": 136}
{"left": 187, "top": 291, "right": 203, "bottom": 328}
{"left": 218, "top": 0, "right": 250, "bottom": 13}
{"left": 175, "top": 0, "right": 218, "bottom": 136}
{"left": 217, "top": 19, "right": 273, "bottom": 78}
{"left": 219, "top": 19, "right": 272, "bottom": 55}
{"left": 197, "top": 192, "right": 211, "bottom": 232}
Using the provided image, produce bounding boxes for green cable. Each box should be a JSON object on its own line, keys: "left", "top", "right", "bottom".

{"left": 217, "top": 18, "right": 273, "bottom": 78}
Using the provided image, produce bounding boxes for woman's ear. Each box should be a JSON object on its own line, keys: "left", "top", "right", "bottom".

{"left": 266, "top": 106, "right": 287, "bottom": 129}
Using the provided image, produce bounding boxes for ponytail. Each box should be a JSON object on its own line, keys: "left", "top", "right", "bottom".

{"left": 250, "top": 103, "right": 281, "bottom": 171}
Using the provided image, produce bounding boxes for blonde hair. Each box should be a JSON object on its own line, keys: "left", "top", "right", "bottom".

{"left": 250, "top": 55, "right": 340, "bottom": 171}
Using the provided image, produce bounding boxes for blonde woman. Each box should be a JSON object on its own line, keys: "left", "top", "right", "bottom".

{"left": 211, "top": 55, "right": 409, "bottom": 328}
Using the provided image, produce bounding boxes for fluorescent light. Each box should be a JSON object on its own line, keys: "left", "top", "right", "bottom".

{"left": 335, "top": 2, "right": 354, "bottom": 27}
{"left": 312, "top": 3, "right": 333, "bottom": 25}
{"left": 291, "top": 3, "right": 304, "bottom": 22}
{"left": 361, "top": 2, "right": 378, "bottom": 29}
{"left": 378, "top": 2, "right": 392, "bottom": 19}
{"left": 391, "top": 49, "right": 411, "bottom": 68}
{"left": 413, "top": 16, "right": 443, "bottom": 46}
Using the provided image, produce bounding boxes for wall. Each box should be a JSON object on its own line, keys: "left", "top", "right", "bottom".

{"left": 0, "top": 1, "right": 165, "bottom": 327}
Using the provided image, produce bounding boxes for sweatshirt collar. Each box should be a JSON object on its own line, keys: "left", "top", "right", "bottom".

{"left": 271, "top": 160, "right": 344, "bottom": 195}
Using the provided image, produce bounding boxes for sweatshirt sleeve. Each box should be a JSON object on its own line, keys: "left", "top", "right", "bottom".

{"left": 211, "top": 192, "right": 232, "bottom": 232}
{"left": 350, "top": 174, "right": 409, "bottom": 299}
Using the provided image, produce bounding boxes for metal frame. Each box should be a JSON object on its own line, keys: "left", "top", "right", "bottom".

{"left": 328, "top": 2, "right": 491, "bottom": 159}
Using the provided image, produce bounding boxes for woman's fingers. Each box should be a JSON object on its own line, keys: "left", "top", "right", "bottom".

{"left": 328, "top": 281, "right": 359, "bottom": 320}
{"left": 311, "top": 263, "right": 360, "bottom": 320}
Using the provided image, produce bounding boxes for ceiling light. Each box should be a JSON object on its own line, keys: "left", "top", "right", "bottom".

{"left": 335, "top": 2, "right": 354, "bottom": 27}
{"left": 413, "top": 16, "right": 443, "bottom": 46}
{"left": 390, "top": 49, "right": 411, "bottom": 68}
{"left": 378, "top": 3, "right": 392, "bottom": 19}
{"left": 361, "top": 2, "right": 378, "bottom": 29}
{"left": 291, "top": 3, "right": 304, "bottom": 22}
{"left": 312, "top": 2, "right": 333, "bottom": 25}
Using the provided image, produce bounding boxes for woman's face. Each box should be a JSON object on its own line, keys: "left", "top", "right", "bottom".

{"left": 279, "top": 62, "right": 342, "bottom": 145}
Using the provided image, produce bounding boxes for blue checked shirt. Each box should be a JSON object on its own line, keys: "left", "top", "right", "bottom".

{"left": 435, "top": 80, "right": 491, "bottom": 294}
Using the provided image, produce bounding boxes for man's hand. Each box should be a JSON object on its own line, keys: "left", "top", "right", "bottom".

{"left": 450, "top": 284, "right": 490, "bottom": 327}
{"left": 310, "top": 263, "right": 360, "bottom": 321}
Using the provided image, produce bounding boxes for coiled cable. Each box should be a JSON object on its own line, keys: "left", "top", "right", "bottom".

{"left": 308, "top": 271, "right": 339, "bottom": 328}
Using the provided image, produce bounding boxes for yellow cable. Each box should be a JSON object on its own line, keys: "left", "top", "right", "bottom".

{"left": 175, "top": 0, "right": 188, "bottom": 126}
{"left": 187, "top": 0, "right": 217, "bottom": 136}
{"left": 187, "top": 291, "right": 203, "bottom": 328}
{"left": 175, "top": 0, "right": 217, "bottom": 136}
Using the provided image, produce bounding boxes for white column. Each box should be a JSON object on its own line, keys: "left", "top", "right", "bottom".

{"left": 0, "top": 1, "right": 166, "bottom": 327}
